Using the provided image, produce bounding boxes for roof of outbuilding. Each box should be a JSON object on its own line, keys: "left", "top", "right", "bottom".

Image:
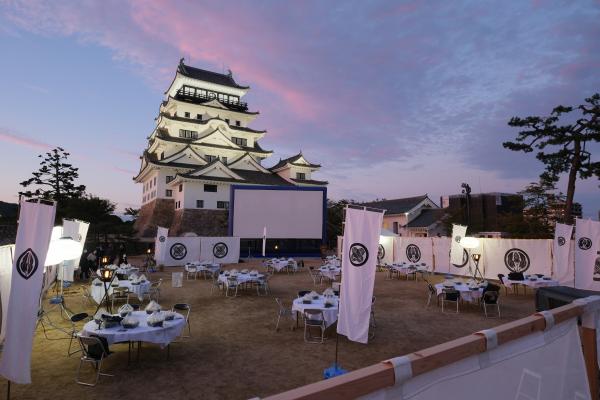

{"left": 270, "top": 153, "right": 321, "bottom": 171}
{"left": 360, "top": 195, "right": 431, "bottom": 215}
{"left": 405, "top": 208, "right": 446, "bottom": 228}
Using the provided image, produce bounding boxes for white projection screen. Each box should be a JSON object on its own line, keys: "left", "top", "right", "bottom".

{"left": 230, "top": 186, "right": 326, "bottom": 239}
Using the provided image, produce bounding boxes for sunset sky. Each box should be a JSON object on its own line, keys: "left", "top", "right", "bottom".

{"left": 0, "top": 0, "right": 598, "bottom": 216}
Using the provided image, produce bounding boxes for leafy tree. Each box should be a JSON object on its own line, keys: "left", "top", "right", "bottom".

{"left": 503, "top": 94, "right": 600, "bottom": 223}
{"left": 19, "top": 147, "right": 85, "bottom": 201}
{"left": 326, "top": 199, "right": 352, "bottom": 248}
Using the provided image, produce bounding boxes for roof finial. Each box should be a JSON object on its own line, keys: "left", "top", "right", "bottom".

{"left": 179, "top": 57, "right": 185, "bottom": 66}
{"left": 227, "top": 68, "right": 233, "bottom": 77}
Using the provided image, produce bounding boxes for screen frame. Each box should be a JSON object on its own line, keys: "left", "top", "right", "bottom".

{"left": 228, "top": 185, "right": 327, "bottom": 244}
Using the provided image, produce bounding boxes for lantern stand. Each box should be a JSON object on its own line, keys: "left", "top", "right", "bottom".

{"left": 471, "top": 253, "right": 484, "bottom": 282}
{"left": 93, "top": 256, "right": 116, "bottom": 316}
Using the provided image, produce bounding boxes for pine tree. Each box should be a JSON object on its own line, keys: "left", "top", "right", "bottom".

{"left": 19, "top": 147, "right": 86, "bottom": 201}
{"left": 503, "top": 94, "right": 600, "bottom": 223}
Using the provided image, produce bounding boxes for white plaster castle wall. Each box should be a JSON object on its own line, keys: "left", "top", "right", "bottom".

{"left": 182, "top": 182, "right": 230, "bottom": 210}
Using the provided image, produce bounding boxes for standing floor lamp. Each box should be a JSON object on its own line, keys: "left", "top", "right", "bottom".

{"left": 459, "top": 237, "right": 484, "bottom": 282}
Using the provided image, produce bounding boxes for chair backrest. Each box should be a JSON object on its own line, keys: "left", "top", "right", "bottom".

{"left": 303, "top": 309, "right": 324, "bottom": 320}
{"left": 497, "top": 274, "right": 505, "bottom": 284}
{"left": 227, "top": 276, "right": 238, "bottom": 284}
{"left": 71, "top": 312, "right": 89, "bottom": 323}
{"left": 508, "top": 272, "right": 524, "bottom": 281}
{"left": 275, "top": 297, "right": 286, "bottom": 311}
{"left": 173, "top": 303, "right": 190, "bottom": 311}
{"left": 427, "top": 283, "right": 436, "bottom": 294}
{"left": 443, "top": 289, "right": 460, "bottom": 301}
{"left": 483, "top": 291, "right": 499, "bottom": 304}
{"left": 298, "top": 290, "right": 311, "bottom": 298}
{"left": 78, "top": 335, "right": 109, "bottom": 359}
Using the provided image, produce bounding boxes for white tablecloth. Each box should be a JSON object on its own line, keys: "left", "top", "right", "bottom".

{"left": 91, "top": 280, "right": 151, "bottom": 304}
{"left": 292, "top": 296, "right": 339, "bottom": 327}
{"left": 435, "top": 283, "right": 484, "bottom": 303}
{"left": 270, "top": 259, "right": 297, "bottom": 272}
{"left": 115, "top": 265, "right": 139, "bottom": 276}
{"left": 218, "top": 273, "right": 264, "bottom": 286}
{"left": 319, "top": 266, "right": 341, "bottom": 280}
{"left": 504, "top": 278, "right": 559, "bottom": 289}
{"left": 81, "top": 311, "right": 185, "bottom": 347}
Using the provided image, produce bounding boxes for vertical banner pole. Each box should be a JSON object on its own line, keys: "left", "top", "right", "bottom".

{"left": 582, "top": 325, "right": 598, "bottom": 398}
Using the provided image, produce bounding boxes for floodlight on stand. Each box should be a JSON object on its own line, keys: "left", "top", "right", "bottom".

{"left": 146, "top": 248, "right": 151, "bottom": 255}
{"left": 101, "top": 255, "right": 109, "bottom": 266}
{"left": 459, "top": 237, "right": 480, "bottom": 249}
{"left": 44, "top": 236, "right": 84, "bottom": 266}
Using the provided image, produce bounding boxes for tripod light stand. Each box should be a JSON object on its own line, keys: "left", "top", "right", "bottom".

{"left": 459, "top": 237, "right": 483, "bottom": 282}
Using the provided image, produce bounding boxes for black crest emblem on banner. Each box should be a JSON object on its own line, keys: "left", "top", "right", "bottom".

{"left": 349, "top": 243, "right": 368, "bottom": 267}
{"left": 406, "top": 244, "right": 421, "bottom": 263}
{"left": 170, "top": 243, "right": 187, "bottom": 260}
{"left": 557, "top": 236, "right": 566, "bottom": 246}
{"left": 504, "top": 248, "right": 530, "bottom": 273}
{"left": 213, "top": 242, "right": 228, "bottom": 259}
{"left": 16, "top": 248, "right": 39, "bottom": 280}
{"left": 451, "top": 249, "right": 469, "bottom": 268}
{"left": 578, "top": 237, "right": 592, "bottom": 251}
{"left": 377, "top": 244, "right": 385, "bottom": 261}
{"left": 159, "top": 236, "right": 166, "bottom": 243}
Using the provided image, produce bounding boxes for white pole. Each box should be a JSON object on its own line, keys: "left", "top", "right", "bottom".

{"left": 262, "top": 226, "right": 267, "bottom": 257}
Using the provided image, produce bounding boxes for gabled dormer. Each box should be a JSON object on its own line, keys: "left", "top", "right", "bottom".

{"left": 195, "top": 128, "right": 242, "bottom": 149}
{"left": 270, "top": 152, "right": 323, "bottom": 183}
{"left": 162, "top": 145, "right": 207, "bottom": 166}
{"left": 228, "top": 153, "right": 270, "bottom": 173}
{"left": 185, "top": 159, "right": 244, "bottom": 180}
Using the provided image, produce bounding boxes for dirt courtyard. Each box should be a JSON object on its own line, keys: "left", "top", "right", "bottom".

{"left": 4, "top": 259, "right": 538, "bottom": 400}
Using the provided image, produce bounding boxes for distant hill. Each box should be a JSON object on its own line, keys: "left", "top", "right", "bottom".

{"left": 0, "top": 201, "right": 18, "bottom": 220}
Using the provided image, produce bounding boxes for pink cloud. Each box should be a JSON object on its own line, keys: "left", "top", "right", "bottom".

{"left": 0, "top": 129, "right": 52, "bottom": 150}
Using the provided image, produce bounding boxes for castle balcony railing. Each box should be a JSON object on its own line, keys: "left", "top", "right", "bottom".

{"left": 175, "top": 89, "right": 248, "bottom": 112}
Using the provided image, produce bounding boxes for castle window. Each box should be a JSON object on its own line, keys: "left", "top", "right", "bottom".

{"left": 184, "top": 112, "right": 190, "bottom": 118}
{"left": 165, "top": 190, "right": 172, "bottom": 197}
{"left": 221, "top": 157, "right": 227, "bottom": 164}
{"left": 232, "top": 137, "right": 247, "bottom": 147}
{"left": 166, "top": 176, "right": 174, "bottom": 183}
{"left": 196, "top": 114, "right": 202, "bottom": 120}
{"left": 204, "top": 184, "right": 217, "bottom": 192}
{"left": 179, "top": 129, "right": 198, "bottom": 139}
{"left": 196, "top": 200, "right": 204, "bottom": 208}
{"left": 236, "top": 121, "right": 240, "bottom": 126}
{"left": 296, "top": 172, "right": 306, "bottom": 180}
{"left": 225, "top": 118, "right": 230, "bottom": 124}
{"left": 153, "top": 177, "right": 157, "bottom": 186}
{"left": 178, "top": 184, "right": 183, "bottom": 192}
{"left": 217, "top": 201, "right": 229, "bottom": 210}
{"left": 160, "top": 153, "right": 164, "bottom": 160}
{"left": 206, "top": 155, "right": 217, "bottom": 163}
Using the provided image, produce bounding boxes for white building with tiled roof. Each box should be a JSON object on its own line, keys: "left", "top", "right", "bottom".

{"left": 134, "top": 59, "right": 326, "bottom": 237}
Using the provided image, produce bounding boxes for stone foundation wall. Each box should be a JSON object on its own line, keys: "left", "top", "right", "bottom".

{"left": 170, "top": 209, "right": 229, "bottom": 237}
{"left": 134, "top": 198, "right": 175, "bottom": 238}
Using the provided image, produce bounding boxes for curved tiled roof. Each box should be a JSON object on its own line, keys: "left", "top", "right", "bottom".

{"left": 178, "top": 60, "right": 249, "bottom": 89}
{"left": 360, "top": 195, "right": 432, "bottom": 215}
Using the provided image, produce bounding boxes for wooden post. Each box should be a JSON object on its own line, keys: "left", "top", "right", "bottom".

{"left": 582, "top": 326, "right": 598, "bottom": 399}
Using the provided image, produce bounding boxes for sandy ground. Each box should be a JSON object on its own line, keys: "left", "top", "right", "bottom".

{"left": 3, "top": 259, "right": 538, "bottom": 400}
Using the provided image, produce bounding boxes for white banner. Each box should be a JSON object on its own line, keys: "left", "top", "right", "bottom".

{"left": 393, "top": 237, "right": 434, "bottom": 267}
{"left": 0, "top": 200, "right": 56, "bottom": 384}
{"left": 431, "top": 237, "right": 451, "bottom": 274}
{"left": 200, "top": 237, "right": 240, "bottom": 264}
{"left": 553, "top": 223, "right": 574, "bottom": 285}
{"left": 154, "top": 226, "right": 169, "bottom": 265}
{"left": 160, "top": 237, "right": 200, "bottom": 266}
{"left": 337, "top": 208, "right": 383, "bottom": 344}
{"left": 450, "top": 224, "right": 467, "bottom": 265}
{"left": 378, "top": 236, "right": 394, "bottom": 265}
{"left": 61, "top": 219, "right": 89, "bottom": 281}
{"left": 574, "top": 218, "right": 600, "bottom": 290}
{"left": 362, "top": 319, "right": 589, "bottom": 400}
{"left": 262, "top": 226, "right": 266, "bottom": 257}
{"left": 0, "top": 244, "right": 15, "bottom": 343}
{"left": 481, "top": 239, "right": 552, "bottom": 280}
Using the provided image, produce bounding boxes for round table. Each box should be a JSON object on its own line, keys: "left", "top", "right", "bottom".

{"left": 435, "top": 282, "right": 484, "bottom": 303}
{"left": 270, "top": 259, "right": 297, "bottom": 272}
{"left": 91, "top": 280, "right": 151, "bottom": 304}
{"left": 292, "top": 295, "right": 339, "bottom": 327}
{"left": 319, "top": 266, "right": 341, "bottom": 281}
{"left": 218, "top": 272, "right": 264, "bottom": 286}
{"left": 80, "top": 311, "right": 185, "bottom": 347}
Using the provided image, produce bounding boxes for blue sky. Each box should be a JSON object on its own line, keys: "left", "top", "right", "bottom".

{"left": 0, "top": 0, "right": 598, "bottom": 217}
